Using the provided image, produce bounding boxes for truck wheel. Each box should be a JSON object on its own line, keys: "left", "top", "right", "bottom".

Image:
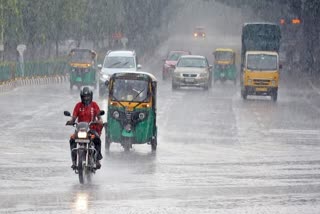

{"left": 272, "top": 91, "right": 278, "bottom": 102}
{"left": 241, "top": 89, "right": 247, "bottom": 100}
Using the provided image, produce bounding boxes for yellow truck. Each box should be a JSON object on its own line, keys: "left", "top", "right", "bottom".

{"left": 240, "top": 22, "right": 281, "bottom": 101}
{"left": 241, "top": 51, "right": 280, "bottom": 101}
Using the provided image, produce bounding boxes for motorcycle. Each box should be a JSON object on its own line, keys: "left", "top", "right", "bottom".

{"left": 64, "top": 110, "right": 104, "bottom": 184}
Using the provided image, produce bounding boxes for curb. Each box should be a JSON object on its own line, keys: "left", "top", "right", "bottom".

{"left": 0, "top": 75, "right": 68, "bottom": 94}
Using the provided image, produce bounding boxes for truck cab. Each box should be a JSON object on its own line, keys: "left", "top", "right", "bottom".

{"left": 241, "top": 51, "right": 280, "bottom": 101}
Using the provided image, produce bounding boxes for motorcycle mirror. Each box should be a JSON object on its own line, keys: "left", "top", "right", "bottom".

{"left": 99, "top": 110, "right": 105, "bottom": 116}
{"left": 64, "top": 111, "right": 71, "bottom": 116}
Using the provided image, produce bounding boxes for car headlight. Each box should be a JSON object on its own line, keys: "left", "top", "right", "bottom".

{"left": 139, "top": 112, "right": 145, "bottom": 120}
{"left": 174, "top": 72, "right": 181, "bottom": 77}
{"left": 113, "top": 111, "right": 120, "bottom": 119}
{"left": 199, "top": 73, "right": 208, "bottom": 78}
{"left": 78, "top": 131, "right": 87, "bottom": 139}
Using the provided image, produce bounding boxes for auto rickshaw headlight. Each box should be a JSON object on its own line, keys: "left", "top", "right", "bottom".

{"left": 248, "top": 79, "right": 253, "bottom": 85}
{"left": 271, "top": 80, "right": 276, "bottom": 86}
{"left": 139, "top": 112, "right": 145, "bottom": 120}
{"left": 125, "top": 124, "right": 132, "bottom": 131}
{"left": 113, "top": 111, "right": 120, "bottom": 119}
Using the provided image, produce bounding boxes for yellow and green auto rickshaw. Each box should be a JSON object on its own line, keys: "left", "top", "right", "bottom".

{"left": 213, "top": 48, "right": 237, "bottom": 84}
{"left": 68, "top": 48, "right": 97, "bottom": 90}
{"left": 104, "top": 71, "right": 157, "bottom": 152}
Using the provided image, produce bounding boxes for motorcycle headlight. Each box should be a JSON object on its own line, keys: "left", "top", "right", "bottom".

{"left": 78, "top": 131, "right": 87, "bottom": 139}
{"left": 113, "top": 111, "right": 120, "bottom": 119}
{"left": 139, "top": 112, "right": 145, "bottom": 120}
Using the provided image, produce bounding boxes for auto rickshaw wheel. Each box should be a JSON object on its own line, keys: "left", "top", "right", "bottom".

{"left": 151, "top": 136, "right": 157, "bottom": 152}
{"left": 105, "top": 137, "right": 111, "bottom": 153}
{"left": 172, "top": 82, "right": 178, "bottom": 90}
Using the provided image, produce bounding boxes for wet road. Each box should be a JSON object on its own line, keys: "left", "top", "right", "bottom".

{"left": 1, "top": 51, "right": 320, "bottom": 213}
{"left": 2, "top": 2, "right": 320, "bottom": 210}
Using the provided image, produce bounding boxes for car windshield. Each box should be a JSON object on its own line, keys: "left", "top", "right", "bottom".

{"left": 69, "top": 51, "right": 93, "bottom": 63}
{"left": 215, "top": 51, "right": 234, "bottom": 61}
{"left": 167, "top": 52, "right": 187, "bottom": 61}
{"left": 111, "top": 79, "right": 149, "bottom": 102}
{"left": 104, "top": 56, "right": 135, "bottom": 68}
{"left": 247, "top": 54, "right": 278, "bottom": 70}
{"left": 177, "top": 58, "right": 207, "bottom": 68}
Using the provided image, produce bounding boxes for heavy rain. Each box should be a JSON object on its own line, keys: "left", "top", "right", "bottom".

{"left": 1, "top": 0, "right": 320, "bottom": 213}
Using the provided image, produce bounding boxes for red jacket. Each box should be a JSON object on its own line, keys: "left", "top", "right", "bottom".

{"left": 72, "top": 101, "right": 103, "bottom": 136}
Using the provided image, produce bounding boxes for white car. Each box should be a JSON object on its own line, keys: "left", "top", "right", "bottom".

{"left": 98, "top": 50, "right": 142, "bottom": 96}
{"left": 172, "top": 55, "right": 212, "bottom": 90}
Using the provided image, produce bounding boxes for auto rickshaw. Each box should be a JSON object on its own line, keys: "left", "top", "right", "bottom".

{"left": 213, "top": 48, "right": 237, "bottom": 84}
{"left": 68, "top": 48, "right": 97, "bottom": 89}
{"left": 104, "top": 71, "right": 157, "bottom": 152}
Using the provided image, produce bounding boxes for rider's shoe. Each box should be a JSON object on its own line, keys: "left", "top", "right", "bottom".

{"left": 71, "top": 161, "right": 76, "bottom": 170}
{"left": 95, "top": 160, "right": 101, "bottom": 169}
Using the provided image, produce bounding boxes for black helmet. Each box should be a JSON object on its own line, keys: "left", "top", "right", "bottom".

{"left": 80, "top": 87, "right": 93, "bottom": 106}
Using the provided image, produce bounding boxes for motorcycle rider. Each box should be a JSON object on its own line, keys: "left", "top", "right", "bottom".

{"left": 66, "top": 87, "right": 103, "bottom": 169}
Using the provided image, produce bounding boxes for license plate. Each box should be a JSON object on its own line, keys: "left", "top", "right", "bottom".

{"left": 256, "top": 87, "right": 267, "bottom": 92}
{"left": 185, "top": 78, "right": 195, "bottom": 83}
{"left": 75, "top": 139, "right": 90, "bottom": 143}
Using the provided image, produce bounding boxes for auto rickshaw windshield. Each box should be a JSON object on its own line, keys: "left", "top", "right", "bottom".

{"left": 111, "top": 79, "right": 149, "bottom": 102}
{"left": 70, "top": 51, "right": 93, "bottom": 63}
{"left": 215, "top": 51, "right": 234, "bottom": 61}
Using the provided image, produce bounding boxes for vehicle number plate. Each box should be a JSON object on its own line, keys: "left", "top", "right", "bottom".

{"left": 75, "top": 139, "right": 90, "bottom": 143}
{"left": 256, "top": 87, "right": 267, "bottom": 92}
{"left": 185, "top": 78, "right": 195, "bottom": 83}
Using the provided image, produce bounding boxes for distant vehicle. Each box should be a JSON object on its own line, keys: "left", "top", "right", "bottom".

{"left": 68, "top": 48, "right": 97, "bottom": 90}
{"left": 193, "top": 26, "right": 206, "bottom": 38}
{"left": 240, "top": 22, "right": 281, "bottom": 101}
{"left": 162, "top": 50, "right": 191, "bottom": 80}
{"left": 98, "top": 50, "right": 141, "bottom": 97}
{"left": 172, "top": 55, "right": 212, "bottom": 90}
{"left": 213, "top": 48, "right": 237, "bottom": 84}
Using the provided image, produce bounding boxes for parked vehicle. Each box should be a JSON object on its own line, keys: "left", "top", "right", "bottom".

{"left": 172, "top": 55, "right": 212, "bottom": 90}
{"left": 240, "top": 22, "right": 281, "bottom": 101}
{"left": 64, "top": 110, "right": 105, "bottom": 184}
{"left": 98, "top": 50, "right": 142, "bottom": 97}
{"left": 213, "top": 48, "right": 237, "bottom": 84}
{"left": 104, "top": 71, "right": 157, "bottom": 152}
{"left": 162, "top": 50, "right": 191, "bottom": 80}
{"left": 68, "top": 48, "right": 97, "bottom": 90}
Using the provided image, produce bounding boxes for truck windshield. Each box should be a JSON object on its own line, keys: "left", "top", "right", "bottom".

{"left": 247, "top": 54, "right": 277, "bottom": 71}
{"left": 111, "top": 79, "right": 149, "bottom": 102}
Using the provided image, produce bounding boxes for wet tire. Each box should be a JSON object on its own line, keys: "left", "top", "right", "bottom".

{"left": 78, "top": 151, "right": 85, "bottom": 184}
{"left": 241, "top": 89, "right": 247, "bottom": 100}
{"left": 151, "top": 136, "right": 157, "bottom": 152}
{"left": 105, "top": 136, "right": 111, "bottom": 154}
{"left": 272, "top": 90, "right": 278, "bottom": 102}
